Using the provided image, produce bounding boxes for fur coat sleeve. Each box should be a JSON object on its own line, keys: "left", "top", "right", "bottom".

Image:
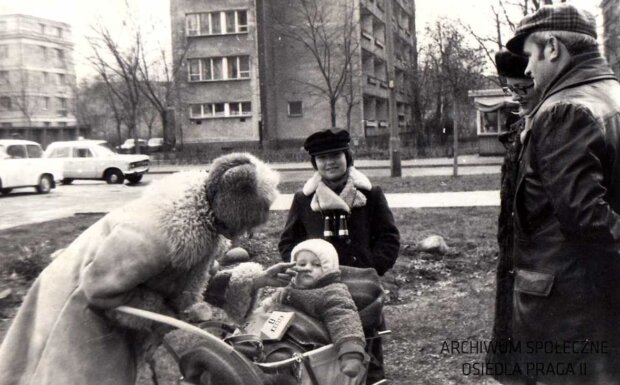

{"left": 81, "top": 222, "right": 177, "bottom": 330}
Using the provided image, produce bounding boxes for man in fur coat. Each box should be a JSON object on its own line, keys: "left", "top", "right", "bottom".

{"left": 0, "top": 153, "right": 291, "bottom": 385}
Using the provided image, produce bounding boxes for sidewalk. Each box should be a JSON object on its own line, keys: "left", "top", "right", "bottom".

{"left": 149, "top": 155, "right": 503, "bottom": 174}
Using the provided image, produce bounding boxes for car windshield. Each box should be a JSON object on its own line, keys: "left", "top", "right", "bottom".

{"left": 94, "top": 142, "right": 118, "bottom": 156}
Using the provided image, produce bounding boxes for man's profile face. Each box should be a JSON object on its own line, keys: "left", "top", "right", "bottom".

{"left": 523, "top": 35, "right": 556, "bottom": 93}
{"left": 504, "top": 77, "right": 538, "bottom": 116}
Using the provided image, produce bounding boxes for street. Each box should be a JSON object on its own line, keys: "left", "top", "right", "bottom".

{"left": 0, "top": 166, "right": 501, "bottom": 231}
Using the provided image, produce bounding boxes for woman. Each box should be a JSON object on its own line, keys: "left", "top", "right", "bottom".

{"left": 488, "top": 49, "right": 540, "bottom": 385}
{"left": 0, "top": 152, "right": 293, "bottom": 385}
{"left": 278, "top": 128, "right": 400, "bottom": 384}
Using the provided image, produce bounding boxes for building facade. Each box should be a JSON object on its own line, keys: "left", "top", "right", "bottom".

{"left": 601, "top": 0, "right": 620, "bottom": 77}
{"left": 0, "top": 14, "right": 81, "bottom": 148}
{"left": 170, "top": 0, "right": 415, "bottom": 148}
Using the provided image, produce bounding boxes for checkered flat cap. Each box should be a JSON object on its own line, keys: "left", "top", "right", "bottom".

{"left": 506, "top": 4, "right": 597, "bottom": 54}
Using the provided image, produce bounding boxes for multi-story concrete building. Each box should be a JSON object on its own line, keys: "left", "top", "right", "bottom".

{"left": 601, "top": 0, "right": 620, "bottom": 77}
{"left": 170, "top": 0, "right": 415, "bottom": 148}
{"left": 0, "top": 14, "right": 82, "bottom": 147}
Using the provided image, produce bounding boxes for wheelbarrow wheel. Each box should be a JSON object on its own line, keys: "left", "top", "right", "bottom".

{"left": 179, "top": 343, "right": 264, "bottom": 385}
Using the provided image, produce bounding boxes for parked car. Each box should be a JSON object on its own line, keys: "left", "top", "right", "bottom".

{"left": 117, "top": 138, "right": 148, "bottom": 154}
{"left": 147, "top": 137, "right": 165, "bottom": 153}
{"left": 0, "top": 139, "right": 62, "bottom": 195}
{"left": 44, "top": 140, "right": 150, "bottom": 184}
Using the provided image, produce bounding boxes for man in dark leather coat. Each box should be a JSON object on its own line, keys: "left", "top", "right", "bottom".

{"left": 505, "top": 4, "right": 620, "bottom": 384}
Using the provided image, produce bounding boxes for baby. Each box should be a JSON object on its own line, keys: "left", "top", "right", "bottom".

{"left": 270, "top": 238, "right": 366, "bottom": 378}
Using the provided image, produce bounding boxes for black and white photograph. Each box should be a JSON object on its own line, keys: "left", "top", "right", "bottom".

{"left": 0, "top": 0, "right": 617, "bottom": 384}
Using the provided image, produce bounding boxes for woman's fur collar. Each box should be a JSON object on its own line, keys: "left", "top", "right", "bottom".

{"left": 302, "top": 167, "right": 371, "bottom": 195}
{"left": 302, "top": 167, "right": 371, "bottom": 213}
{"left": 139, "top": 170, "right": 229, "bottom": 271}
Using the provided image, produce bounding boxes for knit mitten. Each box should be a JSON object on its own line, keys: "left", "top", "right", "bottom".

{"left": 339, "top": 352, "right": 364, "bottom": 378}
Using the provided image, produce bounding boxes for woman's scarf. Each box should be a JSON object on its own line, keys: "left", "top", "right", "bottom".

{"left": 302, "top": 167, "right": 372, "bottom": 213}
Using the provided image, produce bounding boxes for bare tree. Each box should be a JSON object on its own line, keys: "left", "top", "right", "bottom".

{"left": 274, "top": 0, "right": 359, "bottom": 127}
{"left": 89, "top": 24, "right": 143, "bottom": 153}
{"left": 136, "top": 38, "right": 190, "bottom": 148}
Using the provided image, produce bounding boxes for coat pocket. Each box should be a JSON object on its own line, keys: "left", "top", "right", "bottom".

{"left": 514, "top": 268, "right": 554, "bottom": 297}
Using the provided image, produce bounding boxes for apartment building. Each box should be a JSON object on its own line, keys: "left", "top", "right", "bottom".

{"left": 171, "top": 0, "right": 415, "bottom": 148}
{"left": 0, "top": 14, "right": 82, "bottom": 147}
{"left": 170, "top": 0, "right": 261, "bottom": 145}
{"left": 601, "top": 0, "right": 620, "bottom": 77}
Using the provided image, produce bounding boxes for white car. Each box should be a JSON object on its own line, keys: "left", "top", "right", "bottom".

{"left": 0, "top": 139, "right": 63, "bottom": 195}
{"left": 44, "top": 140, "right": 150, "bottom": 184}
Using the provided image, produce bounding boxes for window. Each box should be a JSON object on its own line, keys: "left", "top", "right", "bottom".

{"left": 56, "top": 49, "right": 65, "bottom": 67}
{"left": 0, "top": 96, "right": 11, "bottom": 110}
{"left": 43, "top": 97, "right": 50, "bottom": 110}
{"left": 7, "top": 145, "right": 26, "bottom": 158}
{"left": 0, "top": 45, "right": 8, "bottom": 59}
{"left": 26, "top": 145, "right": 43, "bottom": 158}
{"left": 190, "top": 101, "right": 251, "bottom": 118}
{"left": 211, "top": 13, "right": 222, "bottom": 34}
{"left": 188, "top": 56, "right": 249, "bottom": 81}
{"left": 480, "top": 111, "right": 499, "bottom": 134}
{"left": 40, "top": 46, "right": 47, "bottom": 59}
{"left": 186, "top": 14, "right": 198, "bottom": 36}
{"left": 0, "top": 70, "right": 8, "bottom": 83}
{"left": 237, "top": 11, "right": 248, "bottom": 32}
{"left": 288, "top": 101, "right": 303, "bottom": 117}
{"left": 39, "top": 23, "right": 45, "bottom": 34}
{"left": 58, "top": 74, "right": 65, "bottom": 85}
{"left": 56, "top": 27, "right": 62, "bottom": 38}
{"left": 73, "top": 148, "right": 93, "bottom": 158}
{"left": 229, "top": 102, "right": 250, "bottom": 116}
{"left": 227, "top": 56, "right": 250, "bottom": 79}
{"left": 186, "top": 10, "right": 248, "bottom": 36}
{"left": 59, "top": 97, "right": 67, "bottom": 109}
{"left": 226, "top": 12, "right": 236, "bottom": 33}
{"left": 188, "top": 59, "right": 201, "bottom": 81}
{"left": 199, "top": 13, "right": 210, "bottom": 35}
{"left": 42, "top": 71, "right": 48, "bottom": 84}
{"left": 48, "top": 146, "right": 69, "bottom": 158}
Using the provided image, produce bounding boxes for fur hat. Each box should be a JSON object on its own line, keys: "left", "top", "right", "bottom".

{"left": 495, "top": 49, "right": 529, "bottom": 79}
{"left": 206, "top": 153, "right": 280, "bottom": 237}
{"left": 290, "top": 239, "right": 340, "bottom": 275}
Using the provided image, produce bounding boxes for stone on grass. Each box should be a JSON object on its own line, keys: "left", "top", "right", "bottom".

{"left": 220, "top": 247, "right": 250, "bottom": 265}
{"left": 418, "top": 235, "right": 449, "bottom": 255}
{"left": 0, "top": 288, "right": 12, "bottom": 300}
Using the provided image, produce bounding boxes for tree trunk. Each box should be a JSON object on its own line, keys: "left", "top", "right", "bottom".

{"left": 330, "top": 99, "right": 337, "bottom": 128}
{"left": 452, "top": 99, "right": 459, "bottom": 177}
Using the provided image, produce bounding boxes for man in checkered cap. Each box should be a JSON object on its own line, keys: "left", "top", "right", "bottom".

{"left": 503, "top": 3, "right": 620, "bottom": 385}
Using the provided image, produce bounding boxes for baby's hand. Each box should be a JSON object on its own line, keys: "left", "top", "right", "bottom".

{"left": 339, "top": 352, "right": 363, "bottom": 378}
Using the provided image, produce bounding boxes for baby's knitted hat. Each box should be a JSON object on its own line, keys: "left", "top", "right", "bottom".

{"left": 290, "top": 239, "right": 340, "bottom": 275}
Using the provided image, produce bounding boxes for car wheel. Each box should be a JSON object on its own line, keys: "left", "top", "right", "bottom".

{"left": 126, "top": 174, "right": 143, "bottom": 184}
{"left": 105, "top": 169, "right": 125, "bottom": 184}
{"left": 61, "top": 178, "right": 74, "bottom": 185}
{"left": 36, "top": 175, "right": 53, "bottom": 194}
{"left": 0, "top": 188, "right": 12, "bottom": 195}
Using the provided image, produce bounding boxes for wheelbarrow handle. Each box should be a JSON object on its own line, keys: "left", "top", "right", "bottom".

{"left": 114, "top": 306, "right": 235, "bottom": 354}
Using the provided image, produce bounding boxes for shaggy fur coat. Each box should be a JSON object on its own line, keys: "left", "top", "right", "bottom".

{"left": 0, "top": 167, "right": 273, "bottom": 385}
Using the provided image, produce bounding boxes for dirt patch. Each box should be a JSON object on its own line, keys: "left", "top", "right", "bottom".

{"left": 0, "top": 207, "right": 502, "bottom": 384}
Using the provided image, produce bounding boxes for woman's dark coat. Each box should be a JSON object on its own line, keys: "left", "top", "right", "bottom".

{"left": 278, "top": 171, "right": 400, "bottom": 276}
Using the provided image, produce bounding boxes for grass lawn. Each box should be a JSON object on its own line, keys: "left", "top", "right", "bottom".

{"left": 279, "top": 173, "right": 501, "bottom": 194}
{"left": 0, "top": 206, "right": 502, "bottom": 385}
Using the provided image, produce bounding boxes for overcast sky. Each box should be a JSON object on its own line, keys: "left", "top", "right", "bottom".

{"left": 0, "top": 0, "right": 601, "bottom": 81}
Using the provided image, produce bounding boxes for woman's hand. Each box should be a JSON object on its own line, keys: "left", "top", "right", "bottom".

{"left": 253, "top": 262, "right": 296, "bottom": 290}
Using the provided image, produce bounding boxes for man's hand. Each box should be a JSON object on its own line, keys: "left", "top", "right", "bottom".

{"left": 253, "top": 262, "right": 296, "bottom": 290}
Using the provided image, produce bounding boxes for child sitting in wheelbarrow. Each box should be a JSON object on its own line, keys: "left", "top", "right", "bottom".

{"left": 182, "top": 238, "right": 367, "bottom": 385}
